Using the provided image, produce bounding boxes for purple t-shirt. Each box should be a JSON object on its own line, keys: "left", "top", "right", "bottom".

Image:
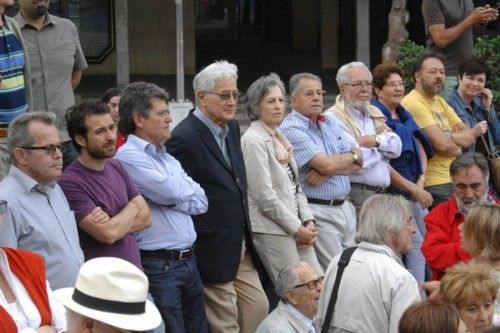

{"left": 58, "top": 158, "right": 142, "bottom": 269}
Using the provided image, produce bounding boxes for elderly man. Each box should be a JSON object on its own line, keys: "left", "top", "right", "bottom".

{"left": 279, "top": 73, "right": 361, "bottom": 270}
{"left": 58, "top": 100, "right": 151, "bottom": 268}
{"left": 0, "top": 111, "right": 84, "bottom": 289}
{"left": 255, "top": 262, "right": 321, "bottom": 333}
{"left": 422, "top": 152, "right": 499, "bottom": 280}
{"left": 115, "top": 82, "right": 210, "bottom": 332}
{"left": 325, "top": 61, "right": 402, "bottom": 217}
{"left": 317, "top": 195, "right": 420, "bottom": 333}
{"left": 0, "top": 0, "right": 32, "bottom": 179}
{"left": 401, "top": 54, "right": 486, "bottom": 208}
{"left": 14, "top": 0, "right": 88, "bottom": 168}
{"left": 55, "top": 257, "right": 162, "bottom": 333}
{"left": 165, "top": 61, "right": 269, "bottom": 333}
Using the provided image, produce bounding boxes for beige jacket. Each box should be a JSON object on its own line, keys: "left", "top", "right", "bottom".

{"left": 241, "top": 121, "right": 314, "bottom": 236}
{"left": 325, "top": 95, "right": 389, "bottom": 138}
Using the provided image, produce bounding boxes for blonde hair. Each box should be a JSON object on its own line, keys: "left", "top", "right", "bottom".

{"left": 440, "top": 261, "right": 498, "bottom": 308}
{"left": 461, "top": 204, "right": 500, "bottom": 260}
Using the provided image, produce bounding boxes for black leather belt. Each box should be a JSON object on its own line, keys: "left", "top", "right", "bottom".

{"left": 307, "top": 197, "right": 346, "bottom": 206}
{"left": 351, "top": 183, "right": 387, "bottom": 194}
{"left": 140, "top": 247, "right": 193, "bottom": 261}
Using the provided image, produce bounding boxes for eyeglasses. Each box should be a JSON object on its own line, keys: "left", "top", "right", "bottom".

{"left": 0, "top": 200, "right": 6, "bottom": 215}
{"left": 293, "top": 277, "right": 323, "bottom": 290}
{"left": 384, "top": 81, "right": 405, "bottom": 89}
{"left": 345, "top": 81, "right": 372, "bottom": 89}
{"left": 301, "top": 89, "right": 326, "bottom": 99}
{"left": 204, "top": 90, "right": 239, "bottom": 101}
{"left": 20, "top": 144, "right": 65, "bottom": 155}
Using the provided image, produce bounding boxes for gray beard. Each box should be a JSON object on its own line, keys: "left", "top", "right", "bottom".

{"left": 456, "top": 192, "right": 490, "bottom": 216}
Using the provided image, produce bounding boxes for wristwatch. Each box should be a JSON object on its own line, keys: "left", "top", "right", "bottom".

{"left": 349, "top": 150, "right": 362, "bottom": 167}
{"left": 374, "top": 135, "right": 381, "bottom": 148}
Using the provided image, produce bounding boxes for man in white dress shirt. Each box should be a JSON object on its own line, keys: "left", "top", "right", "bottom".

{"left": 325, "top": 61, "right": 402, "bottom": 218}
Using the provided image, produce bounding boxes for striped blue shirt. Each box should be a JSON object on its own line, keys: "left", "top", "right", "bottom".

{"left": 0, "top": 16, "right": 27, "bottom": 128}
{"left": 280, "top": 111, "right": 351, "bottom": 200}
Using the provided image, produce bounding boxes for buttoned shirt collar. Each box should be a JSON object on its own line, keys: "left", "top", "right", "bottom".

{"left": 14, "top": 12, "right": 54, "bottom": 29}
{"left": 9, "top": 165, "right": 56, "bottom": 194}
{"left": 126, "top": 133, "right": 166, "bottom": 155}
{"left": 290, "top": 110, "right": 321, "bottom": 131}
{"left": 285, "top": 303, "right": 316, "bottom": 331}
{"left": 193, "top": 108, "right": 229, "bottom": 138}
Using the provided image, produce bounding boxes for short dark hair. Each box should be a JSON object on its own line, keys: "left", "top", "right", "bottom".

{"left": 101, "top": 87, "right": 122, "bottom": 104}
{"left": 458, "top": 57, "right": 489, "bottom": 81}
{"left": 411, "top": 53, "right": 445, "bottom": 84}
{"left": 66, "top": 99, "right": 110, "bottom": 153}
{"left": 119, "top": 82, "right": 169, "bottom": 135}
{"left": 371, "top": 62, "right": 404, "bottom": 91}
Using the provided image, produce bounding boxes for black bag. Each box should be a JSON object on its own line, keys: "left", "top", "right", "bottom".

{"left": 320, "top": 247, "right": 357, "bottom": 333}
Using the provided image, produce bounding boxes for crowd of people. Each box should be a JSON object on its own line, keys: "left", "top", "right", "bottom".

{"left": 0, "top": 0, "right": 500, "bottom": 332}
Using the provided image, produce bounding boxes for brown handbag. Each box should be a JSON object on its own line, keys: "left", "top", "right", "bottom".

{"left": 481, "top": 135, "right": 500, "bottom": 193}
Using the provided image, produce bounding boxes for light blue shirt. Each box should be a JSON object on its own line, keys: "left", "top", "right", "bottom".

{"left": 193, "top": 108, "right": 231, "bottom": 167}
{"left": 0, "top": 165, "right": 84, "bottom": 289}
{"left": 280, "top": 111, "right": 351, "bottom": 200}
{"left": 115, "top": 134, "right": 208, "bottom": 250}
{"left": 285, "top": 303, "right": 317, "bottom": 333}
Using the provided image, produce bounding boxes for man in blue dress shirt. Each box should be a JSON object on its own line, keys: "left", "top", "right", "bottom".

{"left": 115, "top": 81, "right": 209, "bottom": 333}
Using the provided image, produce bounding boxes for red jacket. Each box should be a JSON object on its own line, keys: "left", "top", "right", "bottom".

{"left": 422, "top": 196, "right": 499, "bottom": 280}
{"left": 0, "top": 248, "right": 51, "bottom": 332}
{"left": 422, "top": 196, "right": 471, "bottom": 280}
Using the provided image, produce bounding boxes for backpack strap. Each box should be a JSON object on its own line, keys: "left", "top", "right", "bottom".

{"left": 320, "top": 246, "right": 357, "bottom": 333}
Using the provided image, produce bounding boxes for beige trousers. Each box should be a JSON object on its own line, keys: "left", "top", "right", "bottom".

{"left": 203, "top": 238, "right": 269, "bottom": 333}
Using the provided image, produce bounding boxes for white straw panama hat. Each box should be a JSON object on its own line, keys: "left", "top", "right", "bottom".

{"left": 54, "top": 257, "right": 161, "bottom": 331}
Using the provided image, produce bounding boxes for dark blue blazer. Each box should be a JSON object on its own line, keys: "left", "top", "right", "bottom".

{"left": 165, "top": 111, "right": 253, "bottom": 284}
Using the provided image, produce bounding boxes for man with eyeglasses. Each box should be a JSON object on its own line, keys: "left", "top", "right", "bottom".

{"left": 114, "top": 82, "right": 210, "bottom": 333}
{"left": 255, "top": 262, "right": 321, "bottom": 333}
{"left": 280, "top": 72, "right": 361, "bottom": 271}
{"left": 401, "top": 54, "right": 485, "bottom": 208}
{"left": 326, "top": 61, "right": 402, "bottom": 218}
{"left": 165, "top": 61, "right": 269, "bottom": 333}
{"left": 58, "top": 99, "right": 152, "bottom": 270}
{"left": 0, "top": 111, "right": 84, "bottom": 289}
{"left": 422, "top": 152, "right": 498, "bottom": 281}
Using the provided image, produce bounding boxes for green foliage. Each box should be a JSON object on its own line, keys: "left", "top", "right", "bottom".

{"left": 397, "top": 36, "right": 500, "bottom": 105}
{"left": 397, "top": 40, "right": 425, "bottom": 93}
{"left": 473, "top": 35, "right": 500, "bottom": 106}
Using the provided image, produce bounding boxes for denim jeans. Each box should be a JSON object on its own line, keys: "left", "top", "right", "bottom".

{"left": 403, "top": 201, "right": 429, "bottom": 299}
{"left": 142, "top": 255, "right": 209, "bottom": 333}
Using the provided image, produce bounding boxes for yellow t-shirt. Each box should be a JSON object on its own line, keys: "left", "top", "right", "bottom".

{"left": 401, "top": 89, "right": 462, "bottom": 187}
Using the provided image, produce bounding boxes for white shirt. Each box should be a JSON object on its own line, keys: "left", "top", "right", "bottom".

{"left": 0, "top": 249, "right": 66, "bottom": 332}
{"left": 317, "top": 242, "right": 420, "bottom": 333}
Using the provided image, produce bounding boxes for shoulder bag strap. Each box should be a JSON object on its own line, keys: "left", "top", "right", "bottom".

{"left": 320, "top": 246, "right": 357, "bottom": 333}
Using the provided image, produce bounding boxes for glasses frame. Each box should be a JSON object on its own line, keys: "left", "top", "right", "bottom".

{"left": 345, "top": 81, "right": 373, "bottom": 89}
{"left": 293, "top": 277, "right": 323, "bottom": 290}
{"left": 20, "top": 144, "right": 65, "bottom": 155}
{"left": 203, "top": 90, "right": 239, "bottom": 101}
{"left": 0, "top": 200, "right": 6, "bottom": 215}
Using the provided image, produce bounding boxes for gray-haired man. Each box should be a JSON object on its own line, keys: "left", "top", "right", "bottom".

{"left": 256, "top": 262, "right": 322, "bottom": 333}
{"left": 0, "top": 111, "right": 84, "bottom": 289}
